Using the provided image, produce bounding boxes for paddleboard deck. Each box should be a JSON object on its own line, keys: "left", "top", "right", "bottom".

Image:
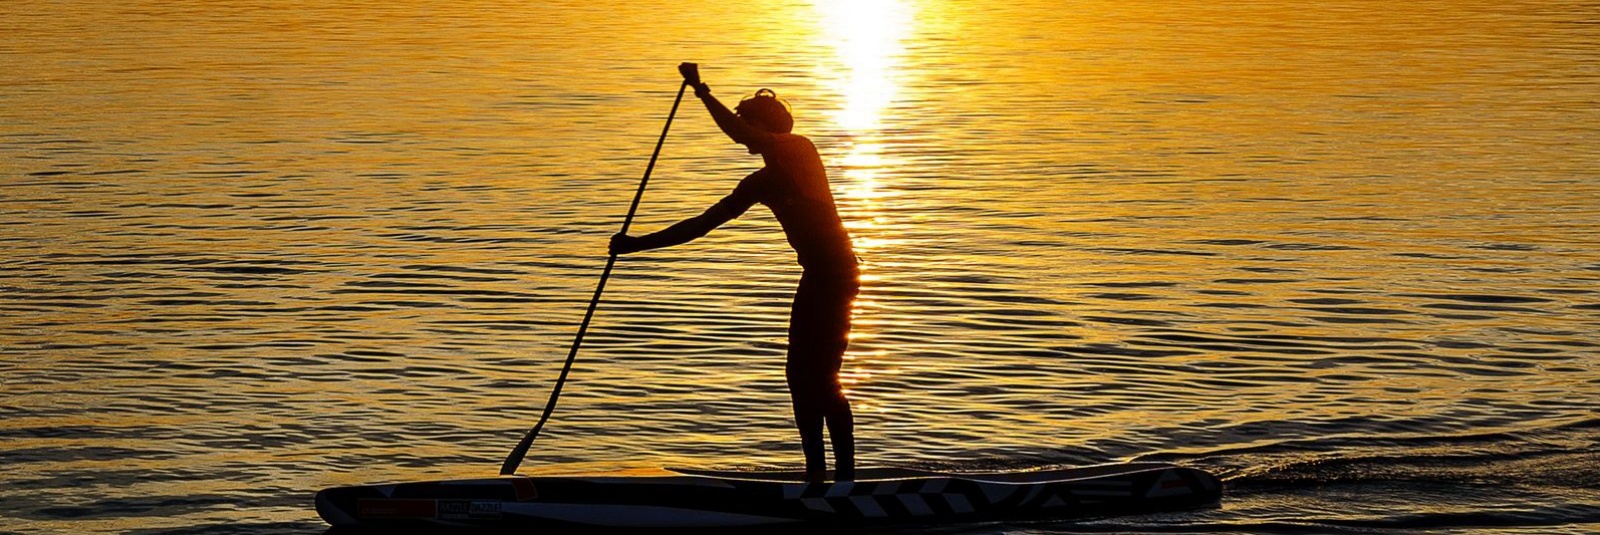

{"left": 316, "top": 462, "right": 1221, "bottom": 530}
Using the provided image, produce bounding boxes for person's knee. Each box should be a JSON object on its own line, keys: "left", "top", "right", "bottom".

{"left": 787, "top": 379, "right": 829, "bottom": 402}
{"left": 786, "top": 340, "right": 843, "bottom": 361}
{"left": 787, "top": 366, "right": 838, "bottom": 386}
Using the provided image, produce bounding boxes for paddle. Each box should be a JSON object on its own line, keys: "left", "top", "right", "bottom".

{"left": 500, "top": 77, "right": 691, "bottom": 476}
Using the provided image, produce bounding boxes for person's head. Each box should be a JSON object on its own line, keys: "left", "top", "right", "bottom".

{"left": 736, "top": 88, "right": 794, "bottom": 135}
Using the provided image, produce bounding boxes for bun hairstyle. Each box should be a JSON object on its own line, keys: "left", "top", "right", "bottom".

{"left": 735, "top": 88, "right": 794, "bottom": 134}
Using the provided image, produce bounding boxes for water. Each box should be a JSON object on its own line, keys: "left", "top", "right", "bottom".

{"left": 3, "top": 0, "right": 1599, "bottom": 532}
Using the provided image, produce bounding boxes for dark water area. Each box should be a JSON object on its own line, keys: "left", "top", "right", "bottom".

{"left": 4, "top": 0, "right": 1600, "bottom": 533}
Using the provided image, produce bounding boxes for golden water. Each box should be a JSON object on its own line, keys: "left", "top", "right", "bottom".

{"left": 3, "top": 0, "right": 1598, "bottom": 532}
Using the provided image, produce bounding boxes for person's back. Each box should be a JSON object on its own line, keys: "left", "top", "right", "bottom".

{"left": 610, "top": 64, "right": 859, "bottom": 482}
{"left": 730, "top": 132, "right": 855, "bottom": 272}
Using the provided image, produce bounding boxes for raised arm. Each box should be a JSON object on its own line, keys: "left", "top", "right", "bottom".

{"left": 680, "top": 63, "right": 774, "bottom": 149}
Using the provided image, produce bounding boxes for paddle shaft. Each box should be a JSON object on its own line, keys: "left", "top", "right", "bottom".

{"left": 501, "top": 80, "right": 690, "bottom": 476}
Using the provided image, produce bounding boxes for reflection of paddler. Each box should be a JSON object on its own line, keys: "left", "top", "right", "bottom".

{"left": 611, "top": 63, "right": 859, "bottom": 483}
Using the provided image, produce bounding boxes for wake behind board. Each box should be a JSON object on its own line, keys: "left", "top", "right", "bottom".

{"left": 316, "top": 462, "right": 1221, "bottom": 530}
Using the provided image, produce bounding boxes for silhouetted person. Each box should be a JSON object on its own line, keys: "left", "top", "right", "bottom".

{"left": 610, "top": 63, "right": 858, "bottom": 482}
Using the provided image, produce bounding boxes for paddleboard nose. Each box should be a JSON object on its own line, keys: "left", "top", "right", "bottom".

{"left": 313, "top": 487, "right": 358, "bottom": 527}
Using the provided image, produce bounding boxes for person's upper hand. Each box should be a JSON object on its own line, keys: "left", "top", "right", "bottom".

{"left": 680, "top": 63, "right": 709, "bottom": 97}
{"left": 679, "top": 62, "right": 701, "bottom": 86}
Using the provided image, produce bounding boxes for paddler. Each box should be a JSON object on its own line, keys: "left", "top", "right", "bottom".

{"left": 610, "top": 63, "right": 859, "bottom": 482}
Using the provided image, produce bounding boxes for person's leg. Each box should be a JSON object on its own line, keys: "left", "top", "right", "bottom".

{"left": 788, "top": 274, "right": 829, "bottom": 481}
{"left": 824, "top": 383, "right": 854, "bottom": 480}
{"left": 790, "top": 273, "right": 861, "bottom": 481}
{"left": 787, "top": 377, "right": 828, "bottom": 481}
{"left": 821, "top": 279, "right": 858, "bottom": 480}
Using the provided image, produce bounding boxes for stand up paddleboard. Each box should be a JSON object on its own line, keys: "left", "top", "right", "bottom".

{"left": 315, "top": 462, "right": 1220, "bottom": 530}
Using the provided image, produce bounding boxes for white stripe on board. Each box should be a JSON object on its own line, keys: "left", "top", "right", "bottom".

{"left": 850, "top": 496, "right": 888, "bottom": 517}
{"left": 978, "top": 483, "right": 1017, "bottom": 504}
{"left": 942, "top": 493, "right": 975, "bottom": 514}
{"left": 782, "top": 484, "right": 806, "bottom": 500}
{"left": 1073, "top": 480, "right": 1134, "bottom": 488}
{"left": 897, "top": 494, "right": 935, "bottom": 516}
{"left": 801, "top": 497, "right": 834, "bottom": 513}
{"left": 824, "top": 482, "right": 855, "bottom": 498}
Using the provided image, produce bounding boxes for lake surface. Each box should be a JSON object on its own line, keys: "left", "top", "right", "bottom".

{"left": 3, "top": 0, "right": 1599, "bottom": 533}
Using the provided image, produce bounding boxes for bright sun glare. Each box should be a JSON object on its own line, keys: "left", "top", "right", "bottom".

{"left": 811, "top": 0, "right": 911, "bottom": 213}
{"left": 812, "top": 0, "right": 911, "bottom": 132}
{"left": 811, "top": 0, "right": 913, "bottom": 283}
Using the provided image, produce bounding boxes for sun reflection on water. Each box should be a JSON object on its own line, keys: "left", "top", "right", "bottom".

{"left": 813, "top": 0, "right": 914, "bottom": 406}
{"left": 810, "top": 0, "right": 914, "bottom": 248}
{"left": 812, "top": 0, "right": 911, "bottom": 131}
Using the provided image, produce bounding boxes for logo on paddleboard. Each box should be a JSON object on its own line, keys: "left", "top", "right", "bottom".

{"left": 439, "top": 500, "right": 502, "bottom": 519}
